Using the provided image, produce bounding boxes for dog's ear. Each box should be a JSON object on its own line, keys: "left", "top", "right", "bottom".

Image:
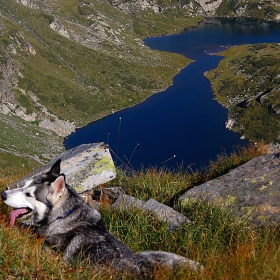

{"left": 47, "top": 174, "right": 66, "bottom": 204}
{"left": 49, "top": 159, "right": 61, "bottom": 177}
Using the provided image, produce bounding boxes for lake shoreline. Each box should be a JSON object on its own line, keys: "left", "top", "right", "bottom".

{"left": 64, "top": 18, "right": 280, "bottom": 170}
{"left": 66, "top": 17, "right": 280, "bottom": 141}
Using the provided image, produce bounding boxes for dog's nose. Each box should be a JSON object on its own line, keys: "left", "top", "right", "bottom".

{"left": 1, "top": 192, "right": 7, "bottom": 201}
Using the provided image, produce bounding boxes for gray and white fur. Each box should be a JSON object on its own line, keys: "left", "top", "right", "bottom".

{"left": 1, "top": 160, "right": 203, "bottom": 276}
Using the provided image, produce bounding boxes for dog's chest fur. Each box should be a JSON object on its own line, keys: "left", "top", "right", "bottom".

{"left": 39, "top": 185, "right": 133, "bottom": 264}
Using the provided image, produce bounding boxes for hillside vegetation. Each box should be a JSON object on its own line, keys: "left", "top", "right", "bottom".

{"left": 0, "top": 0, "right": 198, "bottom": 174}
{"left": 206, "top": 43, "right": 280, "bottom": 143}
{"left": 1, "top": 1, "right": 280, "bottom": 278}
{"left": 1, "top": 3, "right": 280, "bottom": 277}
{"left": 1, "top": 145, "right": 280, "bottom": 279}
{"left": 1, "top": 0, "right": 280, "bottom": 173}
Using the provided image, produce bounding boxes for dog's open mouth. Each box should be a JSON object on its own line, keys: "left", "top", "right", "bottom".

{"left": 9, "top": 208, "right": 32, "bottom": 227}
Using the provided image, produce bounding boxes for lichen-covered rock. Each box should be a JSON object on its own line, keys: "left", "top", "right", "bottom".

{"left": 7, "top": 143, "right": 116, "bottom": 193}
{"left": 179, "top": 153, "right": 280, "bottom": 227}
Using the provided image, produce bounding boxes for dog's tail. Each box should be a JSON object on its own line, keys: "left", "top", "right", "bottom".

{"left": 112, "top": 251, "right": 204, "bottom": 276}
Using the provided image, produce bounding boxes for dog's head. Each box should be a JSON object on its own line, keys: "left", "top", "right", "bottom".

{"left": 1, "top": 159, "right": 62, "bottom": 227}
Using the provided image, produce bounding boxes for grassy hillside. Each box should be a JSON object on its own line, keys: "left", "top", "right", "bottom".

{"left": 0, "top": 145, "right": 280, "bottom": 279}
{"left": 1, "top": 1, "right": 280, "bottom": 278}
{"left": 2, "top": 0, "right": 280, "bottom": 173}
{"left": 1, "top": 0, "right": 193, "bottom": 125}
{"left": 206, "top": 43, "right": 280, "bottom": 143}
{"left": 0, "top": 0, "right": 200, "bottom": 175}
{"left": 216, "top": 0, "right": 280, "bottom": 19}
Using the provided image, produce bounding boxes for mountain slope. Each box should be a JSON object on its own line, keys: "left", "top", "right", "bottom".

{"left": 206, "top": 43, "right": 280, "bottom": 143}
{"left": 0, "top": 0, "right": 195, "bottom": 172}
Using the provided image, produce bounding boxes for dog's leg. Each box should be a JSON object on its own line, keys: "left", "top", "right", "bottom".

{"left": 63, "top": 235, "right": 85, "bottom": 263}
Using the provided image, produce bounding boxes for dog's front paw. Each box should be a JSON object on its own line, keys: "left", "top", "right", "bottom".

{"left": 63, "top": 254, "right": 73, "bottom": 263}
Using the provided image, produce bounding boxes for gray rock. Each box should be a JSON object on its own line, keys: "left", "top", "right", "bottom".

{"left": 179, "top": 153, "right": 280, "bottom": 227}
{"left": 93, "top": 187, "right": 124, "bottom": 204}
{"left": 143, "top": 199, "right": 191, "bottom": 230}
{"left": 111, "top": 194, "right": 146, "bottom": 211}
{"left": 112, "top": 195, "right": 190, "bottom": 230}
{"left": 7, "top": 143, "right": 116, "bottom": 193}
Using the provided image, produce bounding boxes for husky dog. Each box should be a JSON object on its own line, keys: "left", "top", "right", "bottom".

{"left": 1, "top": 160, "right": 203, "bottom": 276}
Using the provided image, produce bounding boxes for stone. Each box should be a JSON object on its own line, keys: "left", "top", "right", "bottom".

{"left": 93, "top": 187, "right": 124, "bottom": 204}
{"left": 24, "top": 42, "right": 36, "bottom": 55}
{"left": 6, "top": 143, "right": 116, "bottom": 193}
{"left": 143, "top": 199, "right": 191, "bottom": 230}
{"left": 49, "top": 18, "right": 70, "bottom": 38}
{"left": 194, "top": 0, "right": 223, "bottom": 16}
{"left": 179, "top": 153, "right": 280, "bottom": 227}
{"left": 112, "top": 195, "right": 190, "bottom": 230}
{"left": 111, "top": 194, "right": 146, "bottom": 211}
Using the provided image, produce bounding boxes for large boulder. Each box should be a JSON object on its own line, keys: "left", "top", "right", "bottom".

{"left": 7, "top": 143, "right": 116, "bottom": 193}
{"left": 179, "top": 153, "right": 280, "bottom": 227}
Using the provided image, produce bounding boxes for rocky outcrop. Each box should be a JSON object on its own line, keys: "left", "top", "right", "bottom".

{"left": 0, "top": 53, "right": 19, "bottom": 107}
{"left": 39, "top": 118, "right": 75, "bottom": 137}
{"left": 0, "top": 37, "right": 74, "bottom": 136}
{"left": 7, "top": 143, "right": 116, "bottom": 193}
{"left": 7, "top": 142, "right": 189, "bottom": 231}
{"left": 49, "top": 18, "right": 70, "bottom": 39}
{"left": 194, "top": 0, "right": 223, "bottom": 16}
{"left": 0, "top": 13, "right": 4, "bottom": 36}
{"left": 15, "top": 106, "right": 36, "bottom": 121}
{"left": 49, "top": 16, "right": 123, "bottom": 52}
{"left": 179, "top": 153, "right": 280, "bottom": 227}
{"left": 24, "top": 42, "right": 36, "bottom": 55}
{"left": 111, "top": 0, "right": 162, "bottom": 14}
{"left": 16, "top": 0, "right": 37, "bottom": 9}
{"left": 8, "top": 142, "right": 280, "bottom": 229}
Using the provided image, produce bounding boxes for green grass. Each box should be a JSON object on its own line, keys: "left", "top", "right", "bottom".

{"left": 206, "top": 43, "right": 280, "bottom": 143}
{"left": 1, "top": 144, "right": 278, "bottom": 279}
{"left": 2, "top": 0, "right": 280, "bottom": 174}
{"left": 0, "top": 114, "right": 64, "bottom": 171}
{"left": 0, "top": 0, "right": 194, "bottom": 127}
{"left": 1, "top": 3, "right": 280, "bottom": 276}
{"left": 112, "top": 143, "right": 268, "bottom": 204}
{"left": 0, "top": 0, "right": 198, "bottom": 167}
{"left": 216, "top": 0, "right": 280, "bottom": 19}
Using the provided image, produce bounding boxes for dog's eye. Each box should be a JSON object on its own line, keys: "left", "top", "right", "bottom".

{"left": 25, "top": 193, "right": 32, "bottom": 197}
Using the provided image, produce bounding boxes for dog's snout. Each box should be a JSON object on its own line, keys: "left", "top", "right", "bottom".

{"left": 1, "top": 191, "right": 7, "bottom": 201}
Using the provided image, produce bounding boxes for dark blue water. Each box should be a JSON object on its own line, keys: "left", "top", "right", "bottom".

{"left": 64, "top": 19, "right": 280, "bottom": 170}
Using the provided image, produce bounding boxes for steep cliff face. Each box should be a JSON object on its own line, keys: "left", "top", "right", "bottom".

{"left": 194, "top": 0, "right": 223, "bottom": 16}
{"left": 0, "top": 53, "right": 19, "bottom": 108}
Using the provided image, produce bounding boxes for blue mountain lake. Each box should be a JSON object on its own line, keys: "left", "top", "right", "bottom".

{"left": 64, "top": 19, "right": 280, "bottom": 170}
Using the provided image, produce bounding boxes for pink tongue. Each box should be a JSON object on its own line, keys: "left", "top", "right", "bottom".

{"left": 9, "top": 208, "right": 29, "bottom": 227}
